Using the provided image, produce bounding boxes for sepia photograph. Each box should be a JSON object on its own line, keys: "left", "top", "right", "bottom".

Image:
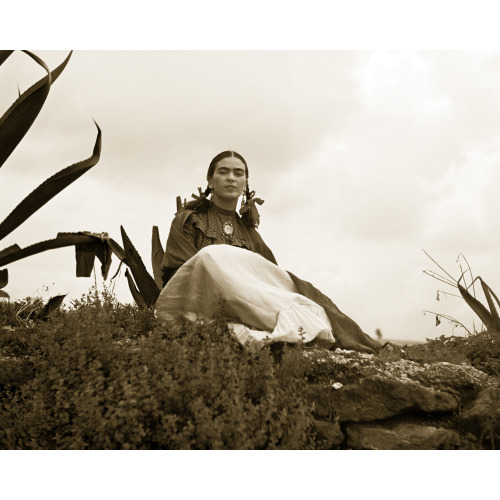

{"left": 1, "top": 1, "right": 499, "bottom": 498}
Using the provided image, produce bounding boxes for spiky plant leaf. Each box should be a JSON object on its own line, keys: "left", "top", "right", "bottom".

{"left": 0, "top": 233, "right": 105, "bottom": 268}
{"left": 458, "top": 284, "right": 497, "bottom": 332}
{"left": 0, "top": 121, "right": 101, "bottom": 241}
{"left": 31, "top": 294, "right": 66, "bottom": 320}
{"left": 0, "top": 51, "right": 72, "bottom": 168}
{"left": 58, "top": 231, "right": 113, "bottom": 279}
{"left": 0, "top": 244, "right": 21, "bottom": 260}
{"left": 125, "top": 268, "right": 147, "bottom": 308}
{"left": 120, "top": 226, "right": 160, "bottom": 307}
{"left": 479, "top": 278, "right": 500, "bottom": 331}
{"left": 151, "top": 225, "right": 164, "bottom": 290}
{"left": 0, "top": 50, "right": 14, "bottom": 66}
{"left": 107, "top": 238, "right": 126, "bottom": 261}
{"left": 0, "top": 290, "right": 9, "bottom": 298}
{"left": 0, "top": 268, "right": 7, "bottom": 288}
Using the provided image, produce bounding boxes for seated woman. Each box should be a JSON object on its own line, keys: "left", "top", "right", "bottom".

{"left": 155, "top": 151, "right": 381, "bottom": 353}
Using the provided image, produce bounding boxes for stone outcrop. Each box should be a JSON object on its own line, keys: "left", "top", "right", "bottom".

{"left": 304, "top": 346, "right": 499, "bottom": 450}
{"left": 345, "top": 421, "right": 461, "bottom": 450}
{"left": 329, "top": 375, "right": 457, "bottom": 422}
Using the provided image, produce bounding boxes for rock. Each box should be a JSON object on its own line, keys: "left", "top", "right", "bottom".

{"left": 460, "top": 387, "right": 500, "bottom": 448}
{"left": 346, "top": 421, "right": 461, "bottom": 450}
{"left": 330, "top": 375, "right": 458, "bottom": 422}
{"left": 407, "top": 362, "right": 494, "bottom": 393}
{"left": 311, "top": 419, "right": 344, "bottom": 449}
{"left": 305, "top": 348, "right": 495, "bottom": 393}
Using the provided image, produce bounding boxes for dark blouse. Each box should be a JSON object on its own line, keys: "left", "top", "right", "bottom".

{"left": 182, "top": 202, "right": 251, "bottom": 251}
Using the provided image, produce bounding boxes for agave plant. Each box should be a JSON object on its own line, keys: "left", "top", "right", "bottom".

{"left": 423, "top": 250, "right": 500, "bottom": 335}
{"left": 0, "top": 50, "right": 164, "bottom": 309}
{"left": 104, "top": 225, "right": 163, "bottom": 308}
{"left": 0, "top": 50, "right": 108, "bottom": 299}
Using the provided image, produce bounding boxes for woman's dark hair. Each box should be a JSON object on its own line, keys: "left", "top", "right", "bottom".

{"left": 206, "top": 150, "right": 249, "bottom": 179}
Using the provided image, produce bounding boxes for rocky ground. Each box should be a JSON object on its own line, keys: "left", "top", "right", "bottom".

{"left": 300, "top": 332, "right": 500, "bottom": 449}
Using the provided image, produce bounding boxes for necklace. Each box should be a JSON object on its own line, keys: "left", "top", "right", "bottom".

{"left": 212, "top": 204, "right": 235, "bottom": 239}
{"left": 222, "top": 221, "right": 234, "bottom": 236}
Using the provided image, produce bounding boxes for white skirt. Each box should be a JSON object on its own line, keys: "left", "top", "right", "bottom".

{"left": 155, "top": 244, "right": 335, "bottom": 349}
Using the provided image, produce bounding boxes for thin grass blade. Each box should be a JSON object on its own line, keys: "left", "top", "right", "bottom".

{"left": 0, "top": 50, "right": 14, "bottom": 66}
{"left": 458, "top": 283, "right": 497, "bottom": 332}
{"left": 120, "top": 226, "right": 160, "bottom": 307}
{"left": 0, "top": 121, "right": 101, "bottom": 241}
{"left": 479, "top": 278, "right": 500, "bottom": 331}
{"left": 151, "top": 225, "right": 164, "bottom": 289}
{"left": 0, "top": 51, "right": 72, "bottom": 168}
{"left": 125, "top": 268, "right": 147, "bottom": 308}
{"left": 422, "top": 249, "right": 457, "bottom": 283}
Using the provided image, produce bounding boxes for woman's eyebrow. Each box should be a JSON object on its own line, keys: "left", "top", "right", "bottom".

{"left": 216, "top": 167, "right": 245, "bottom": 173}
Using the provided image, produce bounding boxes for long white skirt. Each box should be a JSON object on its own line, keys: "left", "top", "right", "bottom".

{"left": 155, "top": 245, "right": 335, "bottom": 349}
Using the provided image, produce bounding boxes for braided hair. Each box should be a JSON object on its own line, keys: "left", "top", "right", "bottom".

{"left": 183, "top": 151, "right": 261, "bottom": 227}
{"left": 204, "top": 150, "right": 251, "bottom": 199}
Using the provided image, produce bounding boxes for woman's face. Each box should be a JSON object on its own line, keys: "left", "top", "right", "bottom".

{"left": 208, "top": 157, "right": 247, "bottom": 205}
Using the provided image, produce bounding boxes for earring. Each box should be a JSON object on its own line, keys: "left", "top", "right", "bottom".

{"left": 241, "top": 187, "right": 247, "bottom": 210}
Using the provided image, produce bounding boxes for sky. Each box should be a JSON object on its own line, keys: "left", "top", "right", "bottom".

{"left": 2, "top": 49, "right": 500, "bottom": 343}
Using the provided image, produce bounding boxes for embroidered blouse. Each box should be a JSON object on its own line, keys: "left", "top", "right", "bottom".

{"left": 182, "top": 201, "right": 251, "bottom": 251}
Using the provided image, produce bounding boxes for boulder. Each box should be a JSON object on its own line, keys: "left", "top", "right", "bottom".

{"left": 311, "top": 419, "right": 344, "bottom": 449}
{"left": 329, "top": 375, "right": 458, "bottom": 422}
{"left": 345, "top": 420, "right": 461, "bottom": 450}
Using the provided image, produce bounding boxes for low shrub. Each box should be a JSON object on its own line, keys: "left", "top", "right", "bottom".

{"left": 0, "top": 288, "right": 321, "bottom": 449}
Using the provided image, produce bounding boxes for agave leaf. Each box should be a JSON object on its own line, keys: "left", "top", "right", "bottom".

{"left": 0, "top": 50, "right": 14, "bottom": 66}
{"left": 107, "top": 238, "right": 126, "bottom": 261}
{"left": 0, "top": 121, "right": 101, "bottom": 241}
{"left": 151, "top": 226, "right": 164, "bottom": 290}
{"left": 0, "top": 233, "right": 104, "bottom": 268}
{"left": 479, "top": 278, "right": 500, "bottom": 331}
{"left": 0, "top": 51, "right": 72, "bottom": 168}
{"left": 480, "top": 277, "right": 500, "bottom": 310}
{"left": 0, "top": 244, "right": 21, "bottom": 261}
{"left": 74, "top": 239, "right": 113, "bottom": 279}
{"left": 0, "top": 268, "right": 7, "bottom": 288}
{"left": 32, "top": 294, "right": 66, "bottom": 320}
{"left": 59, "top": 231, "right": 114, "bottom": 279}
{"left": 125, "top": 268, "right": 147, "bottom": 308}
{"left": 120, "top": 226, "right": 160, "bottom": 307}
{"left": 458, "top": 283, "right": 497, "bottom": 332}
{"left": 0, "top": 290, "right": 9, "bottom": 298}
